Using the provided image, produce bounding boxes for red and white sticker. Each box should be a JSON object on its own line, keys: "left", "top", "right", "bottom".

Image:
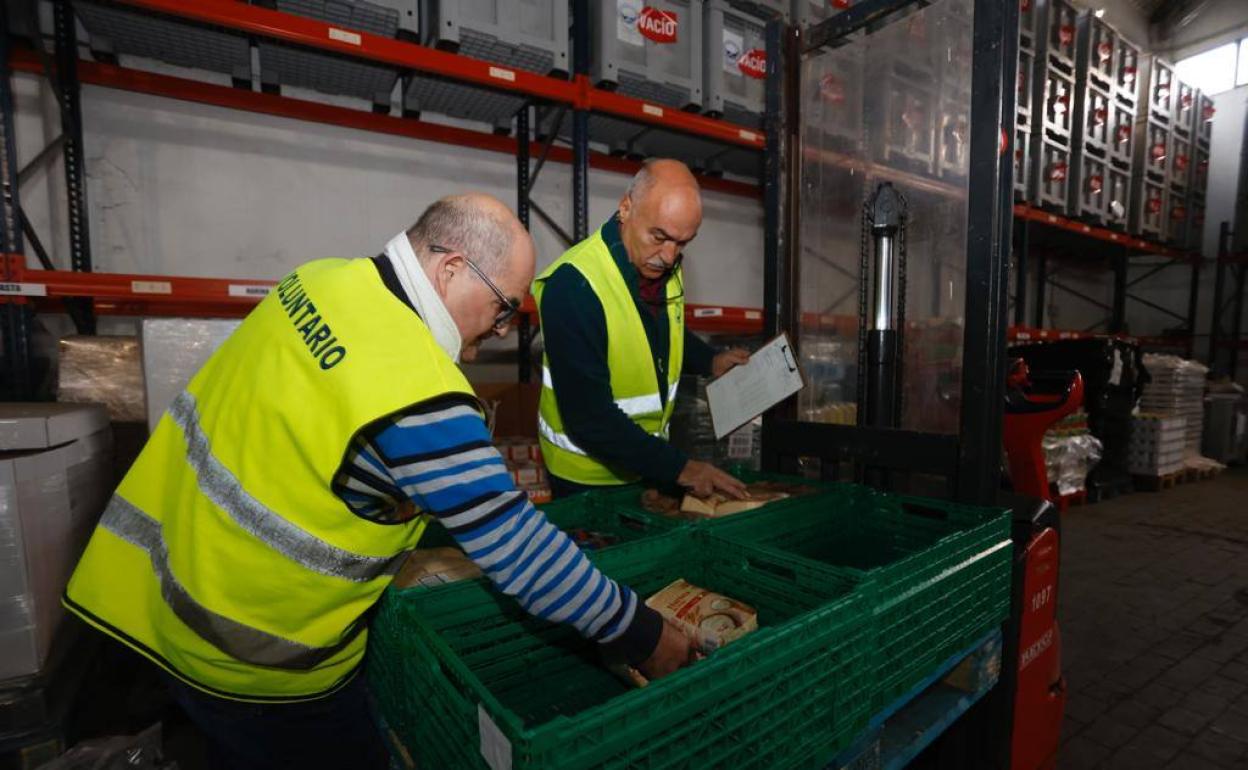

{"left": 638, "top": 6, "right": 678, "bottom": 44}
{"left": 819, "top": 73, "right": 845, "bottom": 104}
{"left": 832, "top": 0, "right": 852, "bottom": 9}
{"left": 737, "top": 48, "right": 766, "bottom": 80}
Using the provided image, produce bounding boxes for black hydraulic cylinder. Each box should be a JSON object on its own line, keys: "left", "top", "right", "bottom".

{"left": 866, "top": 329, "right": 898, "bottom": 429}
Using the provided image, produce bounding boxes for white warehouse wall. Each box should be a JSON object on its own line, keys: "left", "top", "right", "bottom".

{"left": 12, "top": 72, "right": 765, "bottom": 308}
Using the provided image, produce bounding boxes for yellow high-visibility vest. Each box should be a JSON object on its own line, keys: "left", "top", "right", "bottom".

{"left": 64, "top": 257, "right": 474, "bottom": 702}
{"left": 533, "top": 226, "right": 684, "bottom": 485}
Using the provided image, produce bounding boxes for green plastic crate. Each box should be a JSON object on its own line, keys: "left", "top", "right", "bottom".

{"left": 416, "top": 494, "right": 682, "bottom": 554}
{"left": 580, "top": 466, "right": 859, "bottom": 525}
{"left": 368, "top": 530, "right": 873, "bottom": 770}
{"left": 712, "top": 492, "right": 1012, "bottom": 709}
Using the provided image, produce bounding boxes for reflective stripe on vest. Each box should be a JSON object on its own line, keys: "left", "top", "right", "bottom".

{"left": 64, "top": 257, "right": 474, "bottom": 702}
{"left": 99, "top": 496, "right": 366, "bottom": 670}
{"left": 168, "top": 391, "right": 402, "bottom": 582}
{"left": 542, "top": 367, "right": 678, "bottom": 419}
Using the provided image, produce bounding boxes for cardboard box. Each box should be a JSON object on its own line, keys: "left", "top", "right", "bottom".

{"left": 0, "top": 404, "right": 113, "bottom": 682}
{"left": 472, "top": 383, "right": 540, "bottom": 439}
{"left": 140, "top": 318, "right": 241, "bottom": 431}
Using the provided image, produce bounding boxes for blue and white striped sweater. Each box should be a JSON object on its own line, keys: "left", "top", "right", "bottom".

{"left": 333, "top": 396, "right": 659, "bottom": 661}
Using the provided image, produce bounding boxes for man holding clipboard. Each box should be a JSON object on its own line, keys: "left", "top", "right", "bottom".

{"left": 533, "top": 159, "right": 750, "bottom": 500}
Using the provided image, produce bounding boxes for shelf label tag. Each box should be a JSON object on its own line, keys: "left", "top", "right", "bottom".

{"left": 229, "top": 285, "right": 272, "bottom": 298}
{"left": 328, "top": 27, "right": 362, "bottom": 46}
{"left": 0, "top": 281, "right": 47, "bottom": 297}
{"left": 745, "top": 310, "right": 762, "bottom": 320}
{"left": 693, "top": 307, "right": 724, "bottom": 318}
{"left": 132, "top": 280, "right": 172, "bottom": 295}
{"left": 488, "top": 66, "right": 516, "bottom": 83}
{"left": 478, "top": 704, "right": 511, "bottom": 770}
{"left": 738, "top": 129, "right": 758, "bottom": 142}
{"left": 642, "top": 103, "right": 664, "bottom": 118}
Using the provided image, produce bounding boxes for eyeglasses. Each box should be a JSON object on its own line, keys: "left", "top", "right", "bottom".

{"left": 430, "top": 244, "right": 522, "bottom": 329}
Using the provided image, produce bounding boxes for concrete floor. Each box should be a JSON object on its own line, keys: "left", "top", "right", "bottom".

{"left": 1058, "top": 467, "right": 1248, "bottom": 769}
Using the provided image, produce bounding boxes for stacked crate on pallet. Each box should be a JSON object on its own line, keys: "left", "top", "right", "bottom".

{"left": 1128, "top": 414, "right": 1186, "bottom": 477}
{"left": 1068, "top": 13, "right": 1138, "bottom": 228}
{"left": 647, "top": 0, "right": 784, "bottom": 178}
{"left": 403, "top": 0, "right": 569, "bottom": 133}
{"left": 78, "top": 1, "right": 253, "bottom": 86}
{"left": 870, "top": 10, "right": 941, "bottom": 179}
{"left": 541, "top": 0, "right": 704, "bottom": 159}
{"left": 1187, "top": 90, "right": 1215, "bottom": 249}
{"left": 1130, "top": 55, "right": 1175, "bottom": 239}
{"left": 935, "top": 7, "right": 973, "bottom": 181}
{"left": 1028, "top": 0, "right": 1077, "bottom": 210}
{"left": 1140, "top": 354, "right": 1209, "bottom": 460}
{"left": 1014, "top": 0, "right": 1038, "bottom": 200}
{"left": 255, "top": 0, "right": 417, "bottom": 111}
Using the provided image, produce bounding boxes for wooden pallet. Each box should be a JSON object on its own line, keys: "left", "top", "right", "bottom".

{"left": 1133, "top": 471, "right": 1182, "bottom": 492}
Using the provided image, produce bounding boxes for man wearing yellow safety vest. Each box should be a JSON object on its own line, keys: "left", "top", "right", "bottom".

{"left": 535, "top": 159, "right": 751, "bottom": 500}
{"left": 64, "top": 194, "right": 698, "bottom": 769}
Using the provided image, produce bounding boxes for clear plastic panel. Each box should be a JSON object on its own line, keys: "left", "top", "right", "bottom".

{"left": 797, "top": 0, "right": 973, "bottom": 435}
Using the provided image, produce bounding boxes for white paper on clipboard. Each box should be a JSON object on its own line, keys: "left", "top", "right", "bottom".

{"left": 706, "top": 333, "right": 804, "bottom": 440}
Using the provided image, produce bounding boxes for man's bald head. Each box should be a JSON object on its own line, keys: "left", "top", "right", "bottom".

{"left": 406, "top": 193, "right": 527, "bottom": 275}
{"left": 617, "top": 159, "right": 703, "bottom": 280}
{"left": 407, "top": 193, "right": 535, "bottom": 361}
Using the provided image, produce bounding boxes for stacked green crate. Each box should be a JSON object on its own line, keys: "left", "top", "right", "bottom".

{"left": 369, "top": 530, "right": 873, "bottom": 770}
{"left": 711, "top": 492, "right": 1012, "bottom": 709}
{"left": 580, "top": 466, "right": 860, "bottom": 523}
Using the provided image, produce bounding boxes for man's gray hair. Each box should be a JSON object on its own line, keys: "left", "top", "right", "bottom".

{"left": 406, "top": 195, "right": 515, "bottom": 272}
{"left": 625, "top": 158, "right": 667, "bottom": 202}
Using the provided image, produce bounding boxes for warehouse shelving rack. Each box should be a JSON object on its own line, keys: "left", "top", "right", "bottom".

{"left": 1012, "top": 200, "right": 1203, "bottom": 358}
{"left": 1208, "top": 221, "right": 1248, "bottom": 378}
{"left": 0, "top": 0, "right": 769, "bottom": 398}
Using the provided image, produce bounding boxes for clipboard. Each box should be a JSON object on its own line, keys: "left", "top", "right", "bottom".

{"left": 706, "top": 333, "right": 805, "bottom": 440}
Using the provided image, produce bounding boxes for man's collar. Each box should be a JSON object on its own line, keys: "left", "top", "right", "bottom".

{"left": 601, "top": 213, "right": 639, "bottom": 291}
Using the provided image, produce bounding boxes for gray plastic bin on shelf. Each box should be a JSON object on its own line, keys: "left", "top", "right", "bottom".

{"left": 256, "top": 0, "right": 416, "bottom": 108}
{"left": 77, "top": 2, "right": 252, "bottom": 82}
{"left": 567, "top": 0, "right": 704, "bottom": 155}
{"left": 403, "top": 0, "right": 569, "bottom": 131}
{"left": 790, "top": 0, "right": 844, "bottom": 28}
{"left": 704, "top": 0, "right": 767, "bottom": 125}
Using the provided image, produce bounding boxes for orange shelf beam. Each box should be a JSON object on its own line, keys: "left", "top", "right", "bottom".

{"left": 9, "top": 49, "right": 760, "bottom": 200}
{"left": 1013, "top": 204, "right": 1195, "bottom": 260}
{"left": 108, "top": 0, "right": 763, "bottom": 149}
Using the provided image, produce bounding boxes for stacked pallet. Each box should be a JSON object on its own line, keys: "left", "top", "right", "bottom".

{"left": 1128, "top": 414, "right": 1186, "bottom": 477}
{"left": 1140, "top": 354, "right": 1208, "bottom": 458}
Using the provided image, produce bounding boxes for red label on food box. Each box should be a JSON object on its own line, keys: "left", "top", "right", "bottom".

{"left": 738, "top": 48, "right": 766, "bottom": 79}
{"left": 638, "top": 6, "right": 678, "bottom": 43}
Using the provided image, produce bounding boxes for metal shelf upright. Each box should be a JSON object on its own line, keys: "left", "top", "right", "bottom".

{"left": 1012, "top": 202, "right": 1202, "bottom": 356}
{"left": 0, "top": 0, "right": 770, "bottom": 396}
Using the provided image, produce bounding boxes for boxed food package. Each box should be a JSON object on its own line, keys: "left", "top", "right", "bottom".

{"left": 647, "top": 579, "right": 759, "bottom": 648}
{"left": 140, "top": 318, "right": 241, "bottom": 432}
{"left": 392, "top": 547, "right": 482, "bottom": 589}
{"left": 611, "top": 578, "right": 759, "bottom": 688}
{"left": 56, "top": 336, "right": 146, "bottom": 423}
{"left": 0, "top": 404, "right": 113, "bottom": 681}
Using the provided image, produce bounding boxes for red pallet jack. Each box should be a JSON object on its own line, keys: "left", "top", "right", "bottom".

{"left": 1001, "top": 359, "right": 1082, "bottom": 770}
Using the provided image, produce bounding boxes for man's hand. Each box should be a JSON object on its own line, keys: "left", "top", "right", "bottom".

{"left": 677, "top": 460, "right": 748, "bottom": 500}
{"left": 711, "top": 348, "right": 751, "bottom": 378}
{"left": 637, "top": 619, "right": 700, "bottom": 681}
